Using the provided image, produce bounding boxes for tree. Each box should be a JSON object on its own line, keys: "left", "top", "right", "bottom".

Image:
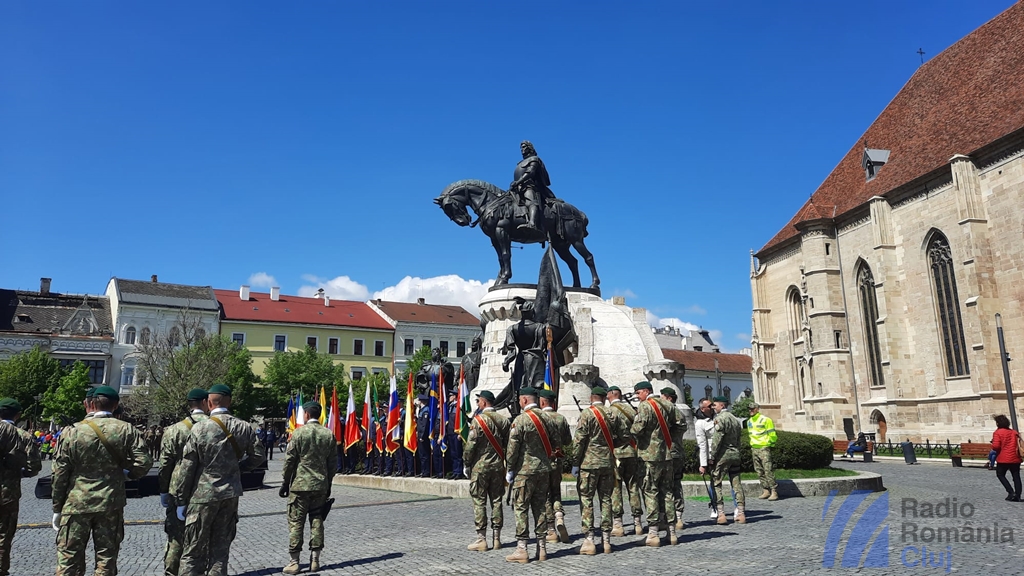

{"left": 397, "top": 346, "right": 433, "bottom": 399}
{"left": 262, "top": 346, "right": 346, "bottom": 418}
{"left": 41, "top": 361, "right": 89, "bottom": 423}
{"left": 0, "top": 347, "right": 63, "bottom": 418}
{"left": 731, "top": 394, "right": 757, "bottom": 425}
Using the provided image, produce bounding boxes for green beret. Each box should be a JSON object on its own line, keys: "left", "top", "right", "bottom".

{"left": 209, "top": 383, "right": 232, "bottom": 396}
{"left": 186, "top": 388, "right": 208, "bottom": 401}
{"left": 94, "top": 386, "right": 120, "bottom": 401}
{"left": 84, "top": 387, "right": 95, "bottom": 398}
{"left": 302, "top": 401, "right": 320, "bottom": 412}
{"left": 660, "top": 387, "right": 676, "bottom": 396}
{"left": 538, "top": 389, "right": 556, "bottom": 400}
{"left": 633, "top": 381, "right": 653, "bottom": 392}
{"left": 0, "top": 398, "right": 22, "bottom": 412}
{"left": 606, "top": 386, "right": 621, "bottom": 393}
{"left": 476, "top": 390, "right": 496, "bottom": 403}
{"left": 519, "top": 386, "right": 538, "bottom": 397}
{"left": 712, "top": 395, "right": 729, "bottom": 403}
{"left": 591, "top": 386, "right": 608, "bottom": 396}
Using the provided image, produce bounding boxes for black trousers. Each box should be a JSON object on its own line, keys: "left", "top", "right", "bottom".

{"left": 996, "top": 462, "right": 1022, "bottom": 498}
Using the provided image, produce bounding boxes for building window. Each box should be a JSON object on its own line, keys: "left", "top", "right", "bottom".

{"left": 857, "top": 264, "right": 885, "bottom": 387}
{"left": 723, "top": 386, "right": 731, "bottom": 399}
{"left": 833, "top": 330, "right": 842, "bottom": 349}
{"left": 693, "top": 346, "right": 703, "bottom": 352}
{"left": 374, "top": 340, "right": 385, "bottom": 356}
{"left": 231, "top": 333, "right": 245, "bottom": 347}
{"left": 354, "top": 339, "right": 364, "bottom": 356}
{"left": 704, "top": 385, "right": 713, "bottom": 401}
{"left": 404, "top": 339, "right": 415, "bottom": 355}
{"left": 121, "top": 366, "right": 135, "bottom": 387}
{"left": 352, "top": 369, "right": 364, "bottom": 381}
{"left": 124, "top": 326, "right": 136, "bottom": 345}
{"left": 307, "top": 336, "right": 318, "bottom": 351}
{"left": 329, "top": 338, "right": 339, "bottom": 355}
{"left": 140, "top": 327, "right": 151, "bottom": 345}
{"left": 422, "top": 339, "right": 431, "bottom": 350}
{"left": 274, "top": 335, "right": 287, "bottom": 352}
{"left": 440, "top": 340, "right": 449, "bottom": 356}
{"left": 59, "top": 359, "right": 106, "bottom": 384}
{"left": 928, "top": 233, "right": 970, "bottom": 377}
{"left": 787, "top": 286, "right": 804, "bottom": 342}
{"left": 169, "top": 327, "right": 181, "bottom": 347}
{"left": 456, "top": 341, "right": 466, "bottom": 357}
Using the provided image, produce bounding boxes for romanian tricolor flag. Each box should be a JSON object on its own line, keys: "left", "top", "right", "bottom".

{"left": 403, "top": 373, "right": 418, "bottom": 454}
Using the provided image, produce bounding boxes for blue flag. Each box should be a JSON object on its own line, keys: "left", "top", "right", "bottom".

{"left": 428, "top": 372, "right": 439, "bottom": 446}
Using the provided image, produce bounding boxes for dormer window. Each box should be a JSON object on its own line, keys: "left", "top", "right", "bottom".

{"left": 863, "top": 148, "right": 890, "bottom": 181}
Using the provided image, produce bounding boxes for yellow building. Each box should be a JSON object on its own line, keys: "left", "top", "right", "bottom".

{"left": 215, "top": 286, "right": 394, "bottom": 379}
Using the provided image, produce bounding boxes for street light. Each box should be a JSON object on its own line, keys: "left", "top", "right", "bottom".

{"left": 996, "top": 313, "right": 1018, "bottom": 432}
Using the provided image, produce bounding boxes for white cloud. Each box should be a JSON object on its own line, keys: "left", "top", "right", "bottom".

{"left": 708, "top": 329, "right": 723, "bottom": 345}
{"left": 298, "top": 275, "right": 370, "bottom": 301}
{"left": 247, "top": 272, "right": 277, "bottom": 288}
{"left": 685, "top": 305, "right": 707, "bottom": 316}
{"left": 372, "top": 275, "right": 493, "bottom": 315}
{"left": 646, "top": 311, "right": 700, "bottom": 334}
{"left": 613, "top": 288, "right": 638, "bottom": 299}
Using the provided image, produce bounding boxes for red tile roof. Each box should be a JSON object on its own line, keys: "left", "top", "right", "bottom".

{"left": 214, "top": 290, "right": 394, "bottom": 331}
{"left": 370, "top": 299, "right": 480, "bottom": 326}
{"left": 759, "top": 3, "right": 1024, "bottom": 255}
{"left": 661, "top": 349, "right": 752, "bottom": 375}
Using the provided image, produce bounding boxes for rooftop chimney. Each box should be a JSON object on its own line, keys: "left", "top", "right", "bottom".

{"left": 270, "top": 286, "right": 280, "bottom": 301}
{"left": 324, "top": 295, "right": 330, "bottom": 307}
{"left": 240, "top": 285, "right": 250, "bottom": 301}
{"left": 315, "top": 288, "right": 325, "bottom": 299}
{"left": 417, "top": 297, "right": 425, "bottom": 305}
{"left": 151, "top": 274, "right": 158, "bottom": 283}
{"left": 40, "top": 278, "right": 52, "bottom": 295}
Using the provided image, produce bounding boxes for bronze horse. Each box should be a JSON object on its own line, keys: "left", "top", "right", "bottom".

{"left": 434, "top": 179, "right": 600, "bottom": 292}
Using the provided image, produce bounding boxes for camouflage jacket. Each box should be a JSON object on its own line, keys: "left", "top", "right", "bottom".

{"left": 51, "top": 414, "right": 153, "bottom": 514}
{"left": 170, "top": 410, "right": 266, "bottom": 505}
{"left": 284, "top": 421, "right": 337, "bottom": 493}
{"left": 630, "top": 397, "right": 682, "bottom": 463}
{"left": 506, "top": 406, "right": 554, "bottom": 476}
{"left": 571, "top": 404, "right": 628, "bottom": 470}
{"left": 0, "top": 422, "right": 41, "bottom": 504}
{"left": 541, "top": 407, "right": 570, "bottom": 471}
{"left": 159, "top": 412, "right": 209, "bottom": 494}
{"left": 711, "top": 410, "right": 743, "bottom": 463}
{"left": 464, "top": 409, "right": 511, "bottom": 473}
{"left": 608, "top": 401, "right": 638, "bottom": 459}
{"left": 669, "top": 403, "right": 688, "bottom": 460}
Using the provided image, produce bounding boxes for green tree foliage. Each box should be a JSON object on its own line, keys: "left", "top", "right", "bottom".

{"left": 730, "top": 394, "right": 757, "bottom": 417}
{"left": 679, "top": 429, "right": 834, "bottom": 472}
{"left": 397, "top": 346, "right": 432, "bottom": 400}
{"left": 262, "top": 346, "right": 346, "bottom": 418}
{"left": 41, "top": 361, "right": 90, "bottom": 423}
{"left": 0, "top": 346, "right": 63, "bottom": 417}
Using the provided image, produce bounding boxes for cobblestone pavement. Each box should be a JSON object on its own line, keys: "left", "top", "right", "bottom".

{"left": 11, "top": 457, "right": 1024, "bottom": 574}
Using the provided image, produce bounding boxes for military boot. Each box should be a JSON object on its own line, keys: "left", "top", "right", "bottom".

{"left": 633, "top": 516, "right": 643, "bottom": 536}
{"left": 467, "top": 529, "right": 489, "bottom": 551}
{"left": 505, "top": 540, "right": 529, "bottom": 563}
{"left": 768, "top": 488, "right": 780, "bottom": 501}
{"left": 579, "top": 532, "right": 597, "bottom": 555}
{"left": 736, "top": 506, "right": 747, "bottom": 524}
{"left": 545, "top": 527, "right": 559, "bottom": 543}
{"left": 610, "top": 517, "right": 625, "bottom": 537}
{"left": 674, "top": 512, "right": 684, "bottom": 530}
{"left": 645, "top": 526, "right": 661, "bottom": 547}
{"left": 602, "top": 532, "right": 612, "bottom": 554}
{"left": 716, "top": 509, "right": 728, "bottom": 525}
{"left": 759, "top": 488, "right": 771, "bottom": 499}
{"left": 537, "top": 538, "right": 547, "bottom": 562}
{"left": 282, "top": 552, "right": 301, "bottom": 575}
{"left": 492, "top": 528, "right": 502, "bottom": 550}
{"left": 310, "top": 549, "right": 321, "bottom": 572}
{"left": 668, "top": 524, "right": 678, "bottom": 545}
{"left": 555, "top": 510, "right": 570, "bottom": 543}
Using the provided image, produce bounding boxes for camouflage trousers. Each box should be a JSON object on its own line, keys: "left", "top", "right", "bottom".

{"left": 544, "top": 462, "right": 564, "bottom": 526}
{"left": 163, "top": 499, "right": 185, "bottom": 576}
{"left": 752, "top": 447, "right": 777, "bottom": 490}
{"left": 288, "top": 491, "right": 329, "bottom": 553}
{"left": 55, "top": 508, "right": 124, "bottom": 576}
{"left": 179, "top": 497, "right": 239, "bottom": 576}
{"left": 0, "top": 501, "right": 17, "bottom": 576}
{"left": 469, "top": 468, "right": 505, "bottom": 531}
{"left": 712, "top": 454, "right": 745, "bottom": 509}
{"left": 512, "top": 473, "right": 548, "bottom": 540}
{"left": 640, "top": 460, "right": 675, "bottom": 526}
{"left": 577, "top": 467, "right": 615, "bottom": 534}
{"left": 611, "top": 456, "right": 644, "bottom": 520}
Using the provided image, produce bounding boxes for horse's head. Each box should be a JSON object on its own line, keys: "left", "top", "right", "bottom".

{"left": 434, "top": 185, "right": 472, "bottom": 227}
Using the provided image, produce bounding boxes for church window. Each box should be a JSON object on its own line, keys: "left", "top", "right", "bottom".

{"left": 124, "top": 326, "right": 136, "bottom": 345}
{"left": 928, "top": 233, "right": 969, "bottom": 377}
{"left": 825, "top": 243, "right": 831, "bottom": 256}
{"left": 786, "top": 287, "right": 803, "bottom": 342}
{"left": 857, "top": 264, "right": 884, "bottom": 387}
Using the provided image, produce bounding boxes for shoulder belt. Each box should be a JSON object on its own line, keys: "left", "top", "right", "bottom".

{"left": 610, "top": 403, "right": 638, "bottom": 449}
{"left": 474, "top": 413, "right": 505, "bottom": 461}
{"left": 525, "top": 410, "right": 555, "bottom": 460}
{"left": 182, "top": 416, "right": 196, "bottom": 430}
{"left": 211, "top": 416, "right": 243, "bottom": 459}
{"left": 82, "top": 420, "right": 127, "bottom": 469}
{"left": 647, "top": 399, "right": 673, "bottom": 452}
{"left": 589, "top": 406, "right": 616, "bottom": 455}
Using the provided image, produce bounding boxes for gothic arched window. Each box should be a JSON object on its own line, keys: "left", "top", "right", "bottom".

{"left": 928, "top": 233, "right": 969, "bottom": 377}
{"left": 857, "top": 263, "right": 884, "bottom": 387}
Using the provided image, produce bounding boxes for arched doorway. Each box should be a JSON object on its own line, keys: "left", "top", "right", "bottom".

{"left": 870, "top": 410, "right": 887, "bottom": 442}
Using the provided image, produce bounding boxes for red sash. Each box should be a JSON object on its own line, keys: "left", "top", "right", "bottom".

{"left": 475, "top": 413, "right": 505, "bottom": 461}
{"left": 526, "top": 409, "right": 555, "bottom": 460}
{"left": 647, "top": 398, "right": 673, "bottom": 451}
{"left": 611, "top": 403, "right": 638, "bottom": 450}
{"left": 590, "top": 405, "right": 616, "bottom": 455}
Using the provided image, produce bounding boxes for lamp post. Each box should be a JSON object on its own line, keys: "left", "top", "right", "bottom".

{"left": 996, "top": 313, "right": 1018, "bottom": 432}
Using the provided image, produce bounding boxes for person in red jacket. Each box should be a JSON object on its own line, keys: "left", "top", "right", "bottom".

{"left": 990, "top": 415, "right": 1022, "bottom": 502}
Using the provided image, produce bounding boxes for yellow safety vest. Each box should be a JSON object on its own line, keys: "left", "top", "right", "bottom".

{"left": 747, "top": 413, "right": 777, "bottom": 449}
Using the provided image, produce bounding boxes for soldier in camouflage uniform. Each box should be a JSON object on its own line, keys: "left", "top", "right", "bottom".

{"left": 281, "top": 402, "right": 337, "bottom": 574}
{"left": 171, "top": 383, "right": 266, "bottom": 576}
{"left": 463, "top": 390, "right": 510, "bottom": 552}
{"left": 537, "top": 389, "right": 570, "bottom": 544}
{"left": 630, "top": 381, "right": 683, "bottom": 547}
{"left": 709, "top": 395, "right": 746, "bottom": 525}
{"left": 660, "top": 388, "right": 688, "bottom": 530}
{"left": 606, "top": 386, "right": 644, "bottom": 536}
{"left": 504, "top": 387, "right": 555, "bottom": 564}
{"left": 51, "top": 386, "right": 153, "bottom": 576}
{"left": 158, "top": 388, "right": 209, "bottom": 576}
{"left": 0, "top": 398, "right": 41, "bottom": 576}
{"left": 570, "top": 386, "right": 627, "bottom": 555}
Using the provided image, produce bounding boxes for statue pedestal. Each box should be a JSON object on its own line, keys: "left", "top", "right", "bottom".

{"left": 476, "top": 286, "right": 538, "bottom": 400}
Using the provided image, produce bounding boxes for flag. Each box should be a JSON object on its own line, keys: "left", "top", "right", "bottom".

{"left": 438, "top": 372, "right": 448, "bottom": 453}
{"left": 457, "top": 365, "right": 471, "bottom": 443}
{"left": 374, "top": 415, "right": 384, "bottom": 453}
{"left": 371, "top": 380, "right": 383, "bottom": 453}
{"left": 318, "top": 385, "right": 327, "bottom": 425}
{"left": 327, "top": 386, "right": 341, "bottom": 444}
{"left": 386, "top": 376, "right": 400, "bottom": 453}
{"left": 286, "top": 395, "right": 296, "bottom": 433}
{"left": 403, "top": 373, "right": 418, "bottom": 453}
{"left": 296, "top": 391, "right": 306, "bottom": 427}
{"left": 428, "top": 372, "right": 439, "bottom": 447}
{"left": 363, "top": 383, "right": 374, "bottom": 455}
{"left": 343, "top": 383, "right": 360, "bottom": 451}
{"left": 542, "top": 349, "right": 553, "bottom": 391}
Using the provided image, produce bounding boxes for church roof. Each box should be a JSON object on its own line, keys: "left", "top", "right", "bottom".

{"left": 759, "top": 3, "right": 1024, "bottom": 256}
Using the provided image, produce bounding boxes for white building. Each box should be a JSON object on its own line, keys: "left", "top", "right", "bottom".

{"left": 367, "top": 297, "right": 482, "bottom": 374}
{"left": 662, "top": 348, "right": 754, "bottom": 406}
{"left": 106, "top": 275, "right": 220, "bottom": 393}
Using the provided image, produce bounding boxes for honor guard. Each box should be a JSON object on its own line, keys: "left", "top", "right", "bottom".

{"left": 0, "top": 398, "right": 41, "bottom": 576}
{"left": 629, "top": 381, "right": 683, "bottom": 547}
{"left": 606, "top": 386, "right": 644, "bottom": 536}
{"left": 504, "top": 387, "right": 556, "bottom": 563}
{"left": 537, "top": 388, "right": 570, "bottom": 544}
{"left": 463, "top": 390, "right": 511, "bottom": 552}
{"left": 158, "top": 388, "right": 209, "bottom": 576}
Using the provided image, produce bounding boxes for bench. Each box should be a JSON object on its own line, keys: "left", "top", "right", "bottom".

{"left": 952, "top": 442, "right": 993, "bottom": 467}
{"left": 834, "top": 439, "right": 875, "bottom": 462}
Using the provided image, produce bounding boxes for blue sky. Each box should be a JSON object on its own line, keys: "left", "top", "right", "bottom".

{"left": 0, "top": 1, "right": 1013, "bottom": 351}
